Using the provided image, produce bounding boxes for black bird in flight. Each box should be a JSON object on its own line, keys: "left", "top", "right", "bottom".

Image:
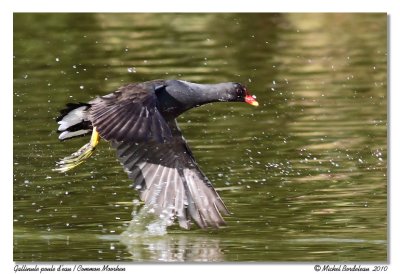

{"left": 55, "top": 79, "right": 258, "bottom": 229}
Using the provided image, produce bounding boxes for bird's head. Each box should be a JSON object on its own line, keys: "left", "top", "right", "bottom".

{"left": 231, "top": 83, "right": 259, "bottom": 107}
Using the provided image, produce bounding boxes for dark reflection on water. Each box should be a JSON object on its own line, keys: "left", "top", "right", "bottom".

{"left": 13, "top": 13, "right": 387, "bottom": 262}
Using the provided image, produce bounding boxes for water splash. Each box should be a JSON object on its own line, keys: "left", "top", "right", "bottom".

{"left": 121, "top": 202, "right": 174, "bottom": 239}
{"left": 119, "top": 205, "right": 225, "bottom": 262}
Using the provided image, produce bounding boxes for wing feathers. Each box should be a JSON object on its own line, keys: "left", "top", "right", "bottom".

{"left": 89, "top": 85, "right": 173, "bottom": 143}
{"left": 104, "top": 106, "right": 138, "bottom": 140}
{"left": 92, "top": 83, "right": 228, "bottom": 229}
{"left": 112, "top": 137, "right": 229, "bottom": 229}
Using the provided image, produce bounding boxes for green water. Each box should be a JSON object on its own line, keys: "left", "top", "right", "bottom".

{"left": 13, "top": 13, "right": 387, "bottom": 262}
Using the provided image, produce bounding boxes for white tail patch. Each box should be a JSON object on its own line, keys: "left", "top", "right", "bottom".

{"left": 59, "top": 129, "right": 91, "bottom": 140}
{"left": 57, "top": 106, "right": 89, "bottom": 131}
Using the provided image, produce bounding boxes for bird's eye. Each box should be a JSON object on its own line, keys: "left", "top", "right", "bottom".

{"left": 234, "top": 83, "right": 246, "bottom": 98}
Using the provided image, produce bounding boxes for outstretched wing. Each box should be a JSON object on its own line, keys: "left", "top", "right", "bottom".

{"left": 89, "top": 83, "right": 173, "bottom": 143}
{"left": 112, "top": 121, "right": 229, "bottom": 229}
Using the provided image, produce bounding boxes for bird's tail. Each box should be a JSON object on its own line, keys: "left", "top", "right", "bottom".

{"left": 54, "top": 103, "right": 100, "bottom": 173}
{"left": 56, "top": 103, "right": 92, "bottom": 140}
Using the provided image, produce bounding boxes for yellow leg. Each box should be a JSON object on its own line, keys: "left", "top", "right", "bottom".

{"left": 90, "top": 127, "right": 100, "bottom": 147}
{"left": 54, "top": 127, "right": 101, "bottom": 173}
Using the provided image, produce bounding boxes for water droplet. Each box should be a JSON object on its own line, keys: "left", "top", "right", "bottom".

{"left": 127, "top": 67, "right": 136, "bottom": 73}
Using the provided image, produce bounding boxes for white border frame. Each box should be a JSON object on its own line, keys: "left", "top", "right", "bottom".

{"left": 4, "top": 1, "right": 398, "bottom": 273}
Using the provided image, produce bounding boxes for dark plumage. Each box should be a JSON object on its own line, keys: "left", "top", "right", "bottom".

{"left": 55, "top": 79, "right": 258, "bottom": 229}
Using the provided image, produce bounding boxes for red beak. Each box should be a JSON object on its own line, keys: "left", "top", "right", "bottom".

{"left": 245, "top": 95, "right": 259, "bottom": 107}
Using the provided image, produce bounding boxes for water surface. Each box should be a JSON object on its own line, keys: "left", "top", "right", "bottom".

{"left": 13, "top": 13, "right": 387, "bottom": 262}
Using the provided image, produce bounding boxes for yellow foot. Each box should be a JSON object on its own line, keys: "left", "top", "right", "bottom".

{"left": 54, "top": 127, "right": 100, "bottom": 173}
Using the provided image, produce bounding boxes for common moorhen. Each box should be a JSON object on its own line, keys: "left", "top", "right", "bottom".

{"left": 55, "top": 79, "right": 258, "bottom": 229}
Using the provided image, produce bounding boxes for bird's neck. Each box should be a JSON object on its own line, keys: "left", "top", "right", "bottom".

{"left": 184, "top": 82, "right": 235, "bottom": 105}
{"left": 156, "top": 80, "right": 237, "bottom": 119}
